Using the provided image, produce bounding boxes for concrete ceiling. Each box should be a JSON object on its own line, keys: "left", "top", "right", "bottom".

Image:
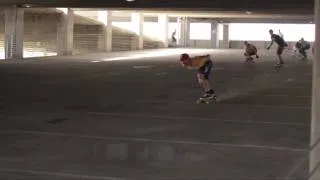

{"left": 0, "top": 0, "right": 315, "bottom": 26}
{"left": 2, "top": 0, "right": 314, "bottom": 15}
{"left": 21, "top": 8, "right": 313, "bottom": 25}
{"left": 78, "top": 9, "right": 314, "bottom": 24}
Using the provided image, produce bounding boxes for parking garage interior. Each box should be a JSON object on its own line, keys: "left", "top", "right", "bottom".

{"left": 0, "top": 0, "right": 319, "bottom": 179}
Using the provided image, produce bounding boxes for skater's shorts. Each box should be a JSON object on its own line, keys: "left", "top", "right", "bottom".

{"left": 197, "top": 60, "right": 212, "bottom": 79}
{"left": 295, "top": 42, "right": 302, "bottom": 49}
{"left": 245, "top": 47, "right": 257, "bottom": 56}
{"left": 245, "top": 51, "right": 256, "bottom": 56}
{"left": 277, "top": 46, "right": 285, "bottom": 55}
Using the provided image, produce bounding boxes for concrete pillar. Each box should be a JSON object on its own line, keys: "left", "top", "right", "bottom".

{"left": 176, "top": 17, "right": 182, "bottom": 46}
{"left": 131, "top": 12, "right": 144, "bottom": 50}
{"left": 211, "top": 21, "right": 219, "bottom": 49}
{"left": 310, "top": 0, "right": 320, "bottom": 179}
{"left": 158, "top": 14, "right": 169, "bottom": 48}
{"left": 222, "top": 24, "right": 229, "bottom": 49}
{"left": 177, "top": 17, "right": 189, "bottom": 47}
{"left": 98, "top": 10, "right": 112, "bottom": 52}
{"left": 57, "top": 8, "right": 74, "bottom": 56}
{"left": 179, "top": 17, "right": 186, "bottom": 47}
{"left": 4, "top": 6, "right": 24, "bottom": 60}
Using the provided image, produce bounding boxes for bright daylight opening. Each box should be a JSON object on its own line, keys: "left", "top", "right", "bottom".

{"left": 98, "top": 48, "right": 214, "bottom": 62}
{"left": 228, "top": 23, "right": 315, "bottom": 41}
{"left": 189, "top": 23, "right": 212, "bottom": 40}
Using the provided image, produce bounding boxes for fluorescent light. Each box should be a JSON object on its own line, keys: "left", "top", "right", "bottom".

{"left": 24, "top": 4, "right": 32, "bottom": 8}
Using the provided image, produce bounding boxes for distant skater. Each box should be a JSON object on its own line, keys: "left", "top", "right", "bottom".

{"left": 243, "top": 41, "right": 259, "bottom": 62}
{"left": 179, "top": 53, "right": 216, "bottom": 101}
{"left": 294, "top": 38, "right": 311, "bottom": 60}
{"left": 171, "top": 30, "right": 177, "bottom": 47}
{"left": 267, "top": 29, "right": 288, "bottom": 67}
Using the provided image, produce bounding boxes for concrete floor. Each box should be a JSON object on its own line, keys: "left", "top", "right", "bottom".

{"left": 0, "top": 48, "right": 313, "bottom": 179}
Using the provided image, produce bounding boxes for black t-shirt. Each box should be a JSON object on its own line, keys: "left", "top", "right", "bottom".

{"left": 271, "top": 34, "right": 285, "bottom": 46}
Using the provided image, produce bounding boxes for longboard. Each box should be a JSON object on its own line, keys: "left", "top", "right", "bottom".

{"left": 275, "top": 63, "right": 284, "bottom": 68}
{"left": 245, "top": 57, "right": 255, "bottom": 63}
{"left": 196, "top": 97, "right": 216, "bottom": 104}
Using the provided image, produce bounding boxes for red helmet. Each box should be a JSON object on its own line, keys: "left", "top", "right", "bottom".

{"left": 180, "top": 53, "right": 190, "bottom": 63}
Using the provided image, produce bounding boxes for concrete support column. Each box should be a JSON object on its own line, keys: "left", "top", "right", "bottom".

{"left": 57, "top": 8, "right": 74, "bottom": 56}
{"left": 98, "top": 10, "right": 112, "bottom": 52}
{"left": 211, "top": 21, "right": 219, "bottom": 49}
{"left": 222, "top": 24, "right": 229, "bottom": 49}
{"left": 158, "top": 14, "right": 169, "bottom": 48}
{"left": 4, "top": 6, "right": 24, "bottom": 60}
{"left": 176, "top": 17, "right": 181, "bottom": 46}
{"left": 131, "top": 12, "right": 144, "bottom": 50}
{"left": 177, "top": 17, "right": 189, "bottom": 47}
{"left": 310, "top": 0, "right": 320, "bottom": 179}
{"left": 178, "top": 17, "right": 186, "bottom": 47}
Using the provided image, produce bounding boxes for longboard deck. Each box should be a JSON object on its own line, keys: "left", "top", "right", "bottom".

{"left": 196, "top": 97, "right": 216, "bottom": 104}
{"left": 274, "top": 64, "right": 285, "bottom": 69}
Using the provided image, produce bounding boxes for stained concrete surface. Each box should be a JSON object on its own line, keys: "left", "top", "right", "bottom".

{"left": 0, "top": 49, "right": 313, "bottom": 179}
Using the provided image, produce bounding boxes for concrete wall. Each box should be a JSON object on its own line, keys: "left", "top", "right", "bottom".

{"left": 73, "top": 24, "right": 101, "bottom": 54}
{"left": 112, "top": 27, "right": 136, "bottom": 51}
{"left": 171, "top": 38, "right": 315, "bottom": 50}
{"left": 144, "top": 39, "right": 163, "bottom": 49}
{"left": 23, "top": 12, "right": 59, "bottom": 56}
{"left": 189, "top": 40, "right": 213, "bottom": 48}
{"left": 0, "top": 10, "right": 4, "bottom": 58}
{"left": 226, "top": 40, "right": 314, "bottom": 50}
{"left": 0, "top": 8, "right": 164, "bottom": 59}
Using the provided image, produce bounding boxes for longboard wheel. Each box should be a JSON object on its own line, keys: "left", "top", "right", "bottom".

{"left": 196, "top": 99, "right": 213, "bottom": 104}
{"left": 275, "top": 64, "right": 284, "bottom": 68}
{"left": 196, "top": 99, "right": 204, "bottom": 104}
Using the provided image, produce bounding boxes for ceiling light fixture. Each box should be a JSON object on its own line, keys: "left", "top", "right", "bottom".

{"left": 23, "top": 4, "right": 32, "bottom": 8}
{"left": 126, "top": 0, "right": 136, "bottom": 2}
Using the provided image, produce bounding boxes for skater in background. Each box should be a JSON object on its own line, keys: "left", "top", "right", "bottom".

{"left": 179, "top": 53, "right": 216, "bottom": 100}
{"left": 243, "top": 41, "right": 259, "bottom": 62}
{"left": 267, "top": 29, "right": 287, "bottom": 67}
{"left": 294, "top": 38, "right": 311, "bottom": 60}
{"left": 171, "top": 30, "right": 177, "bottom": 47}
